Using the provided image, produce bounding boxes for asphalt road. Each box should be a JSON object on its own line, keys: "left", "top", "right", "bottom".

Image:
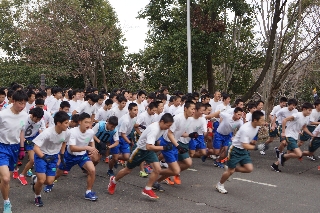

{"left": 4, "top": 142, "right": 320, "bottom": 213}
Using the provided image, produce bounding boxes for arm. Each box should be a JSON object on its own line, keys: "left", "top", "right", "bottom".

{"left": 242, "top": 143, "right": 256, "bottom": 150}
{"left": 72, "top": 110, "right": 78, "bottom": 115}
{"left": 302, "top": 125, "right": 315, "bottom": 137}
{"left": 281, "top": 116, "right": 295, "bottom": 136}
{"left": 33, "top": 144, "right": 45, "bottom": 158}
{"left": 167, "top": 129, "right": 179, "bottom": 147}
{"left": 134, "top": 123, "right": 142, "bottom": 135}
{"left": 204, "top": 111, "right": 220, "bottom": 120}
{"left": 69, "top": 143, "right": 98, "bottom": 153}
{"left": 108, "top": 140, "right": 119, "bottom": 149}
{"left": 146, "top": 143, "right": 167, "bottom": 152}
{"left": 121, "top": 132, "right": 132, "bottom": 144}
{"left": 59, "top": 142, "right": 67, "bottom": 155}
{"left": 20, "top": 130, "right": 25, "bottom": 148}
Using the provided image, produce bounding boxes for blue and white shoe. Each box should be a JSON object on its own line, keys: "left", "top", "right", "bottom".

{"left": 85, "top": 191, "right": 98, "bottom": 201}
{"left": 44, "top": 184, "right": 54, "bottom": 192}
{"left": 31, "top": 175, "right": 37, "bottom": 193}
{"left": 3, "top": 202, "right": 12, "bottom": 213}
{"left": 107, "top": 169, "right": 114, "bottom": 177}
{"left": 26, "top": 169, "right": 33, "bottom": 177}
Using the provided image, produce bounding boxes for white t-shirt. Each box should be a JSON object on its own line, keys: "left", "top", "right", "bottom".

{"left": 42, "top": 109, "right": 52, "bottom": 127}
{"left": 232, "top": 122, "right": 260, "bottom": 149}
{"left": 24, "top": 101, "right": 35, "bottom": 113}
{"left": 163, "top": 113, "right": 191, "bottom": 142}
{"left": 24, "top": 116, "right": 46, "bottom": 138}
{"left": 136, "top": 111, "right": 155, "bottom": 132}
{"left": 217, "top": 112, "right": 243, "bottom": 135}
{"left": 246, "top": 112, "right": 252, "bottom": 122}
{"left": 33, "top": 127, "right": 71, "bottom": 155}
{"left": 215, "top": 103, "right": 231, "bottom": 122}
{"left": 270, "top": 105, "right": 282, "bottom": 118}
{"left": 276, "top": 107, "right": 298, "bottom": 124}
{"left": 92, "top": 122, "right": 119, "bottom": 142}
{"left": 154, "top": 112, "right": 165, "bottom": 122}
{"left": 174, "top": 104, "right": 184, "bottom": 115}
{"left": 137, "top": 122, "right": 166, "bottom": 150}
{"left": 225, "top": 107, "right": 235, "bottom": 115}
{"left": 1, "top": 103, "right": 12, "bottom": 111}
{"left": 75, "top": 101, "right": 96, "bottom": 116}
{"left": 163, "top": 103, "right": 170, "bottom": 114}
{"left": 179, "top": 116, "right": 207, "bottom": 144}
{"left": 69, "top": 100, "right": 79, "bottom": 113}
{"left": 0, "top": 108, "right": 28, "bottom": 145}
{"left": 209, "top": 99, "right": 222, "bottom": 113}
{"left": 47, "top": 98, "right": 61, "bottom": 114}
{"left": 67, "top": 127, "right": 94, "bottom": 155}
{"left": 309, "top": 109, "right": 320, "bottom": 125}
{"left": 168, "top": 105, "right": 181, "bottom": 116}
{"left": 109, "top": 107, "right": 128, "bottom": 119}
{"left": 133, "top": 101, "right": 146, "bottom": 115}
{"left": 118, "top": 113, "right": 137, "bottom": 136}
{"left": 94, "top": 103, "right": 103, "bottom": 111}
{"left": 285, "top": 112, "right": 310, "bottom": 140}
{"left": 95, "top": 108, "right": 111, "bottom": 121}
{"left": 44, "top": 95, "right": 54, "bottom": 105}
{"left": 312, "top": 124, "right": 320, "bottom": 137}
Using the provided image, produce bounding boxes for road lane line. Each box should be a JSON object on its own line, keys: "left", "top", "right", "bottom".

{"left": 233, "top": 178, "right": 277, "bottom": 187}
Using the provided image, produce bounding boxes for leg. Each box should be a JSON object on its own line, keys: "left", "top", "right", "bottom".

{"left": 20, "top": 150, "right": 35, "bottom": 176}
{"left": 82, "top": 161, "right": 96, "bottom": 191}
{"left": 0, "top": 166, "right": 11, "bottom": 200}
{"left": 157, "top": 161, "right": 180, "bottom": 182}
{"left": 146, "top": 162, "right": 161, "bottom": 188}
{"left": 114, "top": 167, "right": 132, "bottom": 181}
{"left": 219, "top": 167, "right": 235, "bottom": 184}
{"left": 235, "top": 163, "right": 253, "bottom": 173}
{"left": 109, "top": 154, "right": 118, "bottom": 170}
{"left": 34, "top": 173, "right": 46, "bottom": 196}
{"left": 178, "top": 157, "right": 192, "bottom": 172}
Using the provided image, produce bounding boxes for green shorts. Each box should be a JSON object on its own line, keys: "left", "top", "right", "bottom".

{"left": 177, "top": 141, "right": 190, "bottom": 161}
{"left": 227, "top": 146, "right": 252, "bottom": 169}
{"left": 269, "top": 122, "right": 280, "bottom": 137}
{"left": 309, "top": 137, "right": 320, "bottom": 153}
{"left": 126, "top": 147, "right": 159, "bottom": 169}
{"left": 299, "top": 126, "right": 316, "bottom": 141}
{"left": 286, "top": 137, "right": 298, "bottom": 151}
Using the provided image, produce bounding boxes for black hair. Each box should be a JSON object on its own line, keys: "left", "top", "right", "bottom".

{"left": 71, "top": 114, "right": 80, "bottom": 123}
{"left": 7, "top": 90, "right": 14, "bottom": 98}
{"left": 192, "top": 92, "right": 199, "bottom": 98}
{"left": 184, "top": 101, "right": 195, "bottom": 109}
{"left": 148, "top": 102, "right": 157, "bottom": 110}
{"left": 156, "top": 93, "right": 167, "bottom": 101}
{"left": 222, "top": 93, "right": 230, "bottom": 101}
{"left": 247, "top": 102, "right": 257, "bottom": 110}
{"left": 54, "top": 111, "right": 70, "bottom": 125}
{"left": 172, "top": 95, "right": 181, "bottom": 101}
{"left": 287, "top": 98, "right": 298, "bottom": 106}
{"left": 78, "top": 112, "right": 91, "bottom": 121}
{"left": 252, "top": 110, "right": 264, "bottom": 122}
{"left": 60, "top": 101, "right": 70, "bottom": 109}
{"left": 27, "top": 84, "right": 36, "bottom": 90}
{"left": 181, "top": 95, "right": 188, "bottom": 102}
{"left": 159, "top": 86, "right": 168, "bottom": 93}
{"left": 98, "top": 94, "right": 104, "bottom": 100}
{"left": 91, "top": 87, "right": 98, "bottom": 93}
{"left": 35, "top": 93, "right": 44, "bottom": 99}
{"left": 147, "top": 92, "right": 156, "bottom": 100}
{"left": 169, "top": 96, "right": 174, "bottom": 102}
{"left": 195, "top": 102, "right": 205, "bottom": 110}
{"left": 314, "top": 99, "right": 320, "bottom": 107}
{"left": 87, "top": 93, "right": 99, "bottom": 103}
{"left": 40, "top": 90, "right": 47, "bottom": 98}
{"left": 52, "top": 87, "right": 63, "bottom": 95}
{"left": 200, "top": 88, "right": 208, "bottom": 94}
{"left": 204, "top": 103, "right": 211, "bottom": 109}
{"left": 234, "top": 107, "right": 244, "bottom": 113}
{"left": 11, "top": 84, "right": 23, "bottom": 91}
{"left": 105, "top": 99, "right": 113, "bottom": 106}
{"left": 27, "top": 90, "right": 36, "bottom": 98}
{"left": 109, "top": 93, "right": 117, "bottom": 100}
{"left": 68, "top": 90, "right": 73, "bottom": 100}
{"left": 137, "top": 90, "right": 146, "bottom": 97}
{"left": 35, "top": 98, "right": 45, "bottom": 105}
{"left": 160, "top": 113, "right": 174, "bottom": 123}
{"left": 0, "top": 90, "right": 5, "bottom": 96}
{"left": 201, "top": 94, "right": 210, "bottom": 100}
{"left": 155, "top": 101, "right": 163, "bottom": 107}
{"left": 108, "top": 116, "right": 118, "bottom": 126}
{"left": 234, "top": 99, "right": 243, "bottom": 106}
{"left": 280, "top": 97, "right": 288, "bottom": 103}
{"left": 117, "top": 95, "right": 127, "bottom": 103}
{"left": 128, "top": 102, "right": 138, "bottom": 110}
{"left": 45, "top": 86, "right": 51, "bottom": 91}
{"left": 256, "top": 100, "right": 264, "bottom": 105}
{"left": 29, "top": 107, "right": 44, "bottom": 119}
{"left": 12, "top": 90, "right": 28, "bottom": 102}
{"left": 302, "top": 102, "right": 314, "bottom": 110}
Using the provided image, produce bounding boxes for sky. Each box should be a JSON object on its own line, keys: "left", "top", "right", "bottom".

{"left": 108, "top": 0, "right": 150, "bottom": 53}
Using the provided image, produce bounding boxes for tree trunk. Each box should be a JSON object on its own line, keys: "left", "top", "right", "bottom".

{"left": 206, "top": 54, "right": 214, "bottom": 94}
{"left": 99, "top": 59, "right": 108, "bottom": 91}
{"left": 266, "top": 95, "right": 275, "bottom": 122}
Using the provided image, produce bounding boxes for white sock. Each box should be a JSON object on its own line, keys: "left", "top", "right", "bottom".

{"left": 19, "top": 174, "right": 24, "bottom": 177}
{"left": 145, "top": 186, "right": 152, "bottom": 190}
{"left": 218, "top": 182, "right": 222, "bottom": 185}
{"left": 112, "top": 178, "right": 117, "bottom": 184}
{"left": 13, "top": 169, "right": 18, "bottom": 172}
{"left": 4, "top": 199, "right": 10, "bottom": 204}
{"left": 35, "top": 194, "right": 41, "bottom": 198}
{"left": 86, "top": 190, "right": 91, "bottom": 194}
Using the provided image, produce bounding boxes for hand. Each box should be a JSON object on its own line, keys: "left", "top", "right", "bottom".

{"left": 255, "top": 143, "right": 268, "bottom": 151}
{"left": 163, "top": 144, "right": 173, "bottom": 151}
{"left": 139, "top": 124, "right": 146, "bottom": 130}
{"left": 189, "top": 132, "right": 199, "bottom": 139}
{"left": 18, "top": 147, "right": 25, "bottom": 160}
{"left": 60, "top": 154, "right": 66, "bottom": 168}
{"left": 271, "top": 124, "right": 275, "bottom": 131}
{"left": 177, "top": 145, "right": 188, "bottom": 154}
{"left": 281, "top": 132, "right": 286, "bottom": 138}
{"left": 41, "top": 155, "right": 56, "bottom": 163}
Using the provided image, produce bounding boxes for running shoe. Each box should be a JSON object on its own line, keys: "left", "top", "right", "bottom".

{"left": 85, "top": 191, "right": 98, "bottom": 201}
{"left": 26, "top": 169, "right": 33, "bottom": 177}
{"left": 173, "top": 175, "right": 181, "bottom": 185}
{"left": 3, "top": 202, "right": 12, "bottom": 213}
{"left": 63, "top": 171, "right": 68, "bottom": 175}
{"left": 34, "top": 197, "right": 43, "bottom": 207}
{"left": 152, "top": 182, "right": 165, "bottom": 192}
{"left": 271, "top": 163, "right": 281, "bottom": 172}
{"left": 31, "top": 175, "right": 37, "bottom": 193}
{"left": 18, "top": 175, "right": 28, "bottom": 185}
{"left": 163, "top": 177, "right": 174, "bottom": 185}
{"left": 108, "top": 176, "right": 116, "bottom": 195}
{"left": 142, "top": 189, "right": 159, "bottom": 199}
{"left": 201, "top": 155, "right": 207, "bottom": 162}
{"left": 307, "top": 155, "right": 316, "bottom": 161}
{"left": 17, "top": 161, "right": 22, "bottom": 166}
{"left": 260, "top": 150, "right": 265, "bottom": 155}
{"left": 12, "top": 170, "right": 18, "bottom": 179}
{"left": 107, "top": 169, "right": 115, "bottom": 177}
{"left": 44, "top": 184, "right": 54, "bottom": 192}
{"left": 216, "top": 183, "right": 228, "bottom": 194}
{"left": 139, "top": 171, "right": 148, "bottom": 178}
{"left": 159, "top": 161, "right": 168, "bottom": 168}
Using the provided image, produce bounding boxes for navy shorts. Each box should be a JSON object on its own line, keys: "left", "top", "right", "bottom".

{"left": 189, "top": 135, "right": 206, "bottom": 150}
{"left": 214, "top": 132, "right": 232, "bottom": 149}
{"left": 34, "top": 154, "right": 58, "bottom": 176}
{"left": 0, "top": 143, "right": 20, "bottom": 171}
{"left": 159, "top": 136, "right": 178, "bottom": 163}
{"left": 58, "top": 151, "right": 91, "bottom": 171}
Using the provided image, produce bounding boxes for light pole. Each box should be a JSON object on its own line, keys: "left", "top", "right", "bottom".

{"left": 187, "top": 0, "right": 192, "bottom": 93}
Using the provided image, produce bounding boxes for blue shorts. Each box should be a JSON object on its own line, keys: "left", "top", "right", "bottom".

{"left": 159, "top": 136, "right": 178, "bottom": 163}
{"left": 34, "top": 154, "right": 58, "bottom": 176}
{"left": 58, "top": 151, "right": 91, "bottom": 171}
{"left": 189, "top": 135, "right": 206, "bottom": 150}
{"left": 214, "top": 132, "right": 232, "bottom": 149}
{"left": 114, "top": 136, "right": 131, "bottom": 154}
{"left": 213, "top": 121, "right": 219, "bottom": 133}
{"left": 0, "top": 143, "right": 20, "bottom": 171}
{"left": 253, "top": 134, "right": 258, "bottom": 141}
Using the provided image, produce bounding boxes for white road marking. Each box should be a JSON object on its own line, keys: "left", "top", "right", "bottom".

{"left": 187, "top": 168, "right": 198, "bottom": 171}
{"left": 233, "top": 178, "right": 277, "bottom": 187}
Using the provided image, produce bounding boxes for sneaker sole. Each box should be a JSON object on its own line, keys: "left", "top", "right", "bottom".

{"left": 85, "top": 197, "right": 98, "bottom": 201}
{"left": 215, "top": 186, "right": 228, "bottom": 194}
{"left": 18, "top": 178, "right": 27, "bottom": 185}
{"left": 270, "top": 166, "right": 280, "bottom": 172}
{"left": 35, "top": 203, "right": 43, "bottom": 207}
{"left": 141, "top": 191, "right": 159, "bottom": 199}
